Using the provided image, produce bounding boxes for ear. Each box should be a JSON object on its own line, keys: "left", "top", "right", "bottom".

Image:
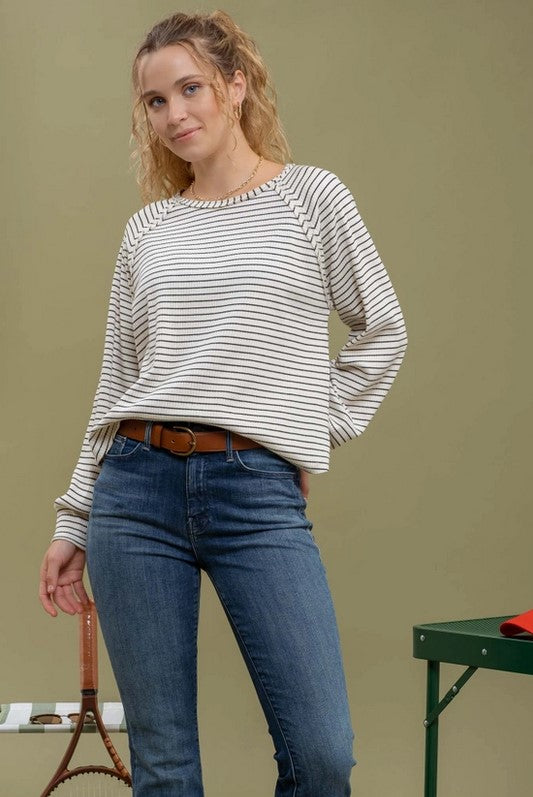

{"left": 230, "top": 68, "right": 247, "bottom": 105}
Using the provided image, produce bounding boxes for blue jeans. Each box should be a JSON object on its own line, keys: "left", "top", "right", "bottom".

{"left": 86, "top": 421, "right": 356, "bottom": 796}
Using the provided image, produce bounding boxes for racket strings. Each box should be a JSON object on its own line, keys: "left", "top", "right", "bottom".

{"left": 47, "top": 771, "right": 131, "bottom": 795}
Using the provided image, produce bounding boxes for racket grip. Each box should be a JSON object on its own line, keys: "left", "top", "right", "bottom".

{"left": 80, "top": 599, "right": 98, "bottom": 691}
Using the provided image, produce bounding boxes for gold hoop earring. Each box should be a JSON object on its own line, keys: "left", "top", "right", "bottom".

{"left": 233, "top": 102, "right": 242, "bottom": 120}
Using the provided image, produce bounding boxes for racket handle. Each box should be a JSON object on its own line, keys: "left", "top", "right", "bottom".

{"left": 80, "top": 599, "right": 98, "bottom": 692}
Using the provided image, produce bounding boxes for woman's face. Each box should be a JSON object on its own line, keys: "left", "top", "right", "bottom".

{"left": 139, "top": 44, "right": 239, "bottom": 160}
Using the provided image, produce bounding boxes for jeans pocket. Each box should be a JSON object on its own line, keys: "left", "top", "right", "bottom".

{"left": 233, "top": 447, "right": 299, "bottom": 477}
{"left": 104, "top": 433, "right": 144, "bottom": 459}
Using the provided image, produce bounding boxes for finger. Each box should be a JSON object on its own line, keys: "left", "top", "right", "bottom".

{"left": 44, "top": 556, "right": 60, "bottom": 599}
{"left": 39, "top": 558, "right": 58, "bottom": 617}
{"left": 73, "top": 579, "right": 91, "bottom": 608}
{"left": 68, "top": 580, "right": 87, "bottom": 613}
{"left": 52, "top": 584, "right": 80, "bottom": 616}
{"left": 39, "top": 579, "right": 58, "bottom": 617}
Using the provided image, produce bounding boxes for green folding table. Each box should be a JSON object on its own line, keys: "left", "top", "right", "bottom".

{"left": 412, "top": 615, "right": 533, "bottom": 797}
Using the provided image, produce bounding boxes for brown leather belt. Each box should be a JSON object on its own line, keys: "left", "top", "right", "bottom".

{"left": 117, "top": 419, "right": 263, "bottom": 457}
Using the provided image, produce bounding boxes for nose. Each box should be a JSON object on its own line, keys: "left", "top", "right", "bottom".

{"left": 166, "top": 95, "right": 188, "bottom": 127}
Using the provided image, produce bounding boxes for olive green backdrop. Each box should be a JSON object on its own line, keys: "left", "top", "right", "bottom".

{"left": 1, "top": 1, "right": 532, "bottom": 794}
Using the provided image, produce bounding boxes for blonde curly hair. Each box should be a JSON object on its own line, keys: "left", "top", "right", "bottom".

{"left": 129, "top": 9, "right": 293, "bottom": 205}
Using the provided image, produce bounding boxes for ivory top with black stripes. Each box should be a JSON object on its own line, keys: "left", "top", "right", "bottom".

{"left": 53, "top": 162, "right": 408, "bottom": 549}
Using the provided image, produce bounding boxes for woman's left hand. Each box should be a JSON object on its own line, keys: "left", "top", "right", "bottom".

{"left": 39, "top": 540, "right": 89, "bottom": 617}
{"left": 298, "top": 468, "right": 309, "bottom": 500}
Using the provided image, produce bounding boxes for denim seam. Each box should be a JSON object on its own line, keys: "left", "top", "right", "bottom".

{"left": 207, "top": 578, "right": 299, "bottom": 796}
{"left": 191, "top": 569, "right": 202, "bottom": 759}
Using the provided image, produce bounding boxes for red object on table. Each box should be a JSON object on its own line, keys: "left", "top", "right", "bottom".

{"left": 500, "top": 609, "right": 533, "bottom": 637}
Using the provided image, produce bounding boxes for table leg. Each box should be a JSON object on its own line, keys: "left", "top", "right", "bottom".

{"left": 424, "top": 659, "right": 439, "bottom": 797}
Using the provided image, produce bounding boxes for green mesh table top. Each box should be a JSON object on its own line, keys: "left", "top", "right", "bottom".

{"left": 0, "top": 702, "right": 127, "bottom": 733}
{"left": 413, "top": 615, "right": 533, "bottom": 675}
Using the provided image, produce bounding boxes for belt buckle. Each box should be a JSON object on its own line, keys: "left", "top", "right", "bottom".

{"left": 167, "top": 425, "right": 197, "bottom": 456}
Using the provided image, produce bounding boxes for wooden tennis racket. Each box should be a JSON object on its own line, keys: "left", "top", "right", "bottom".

{"left": 39, "top": 599, "right": 132, "bottom": 795}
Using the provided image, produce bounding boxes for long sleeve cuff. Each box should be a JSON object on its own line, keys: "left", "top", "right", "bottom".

{"left": 52, "top": 509, "right": 89, "bottom": 550}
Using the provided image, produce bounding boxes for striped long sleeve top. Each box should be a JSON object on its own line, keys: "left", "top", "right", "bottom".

{"left": 53, "top": 162, "right": 408, "bottom": 549}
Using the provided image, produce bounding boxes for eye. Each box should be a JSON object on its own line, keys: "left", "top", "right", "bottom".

{"left": 147, "top": 84, "right": 200, "bottom": 109}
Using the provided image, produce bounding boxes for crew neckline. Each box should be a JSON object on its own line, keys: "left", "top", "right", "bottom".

{"left": 171, "top": 162, "right": 296, "bottom": 208}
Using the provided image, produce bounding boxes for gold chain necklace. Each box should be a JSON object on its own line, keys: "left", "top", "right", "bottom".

{"left": 189, "top": 155, "right": 264, "bottom": 201}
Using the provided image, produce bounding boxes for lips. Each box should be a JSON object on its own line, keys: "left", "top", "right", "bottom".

{"left": 172, "top": 127, "right": 200, "bottom": 140}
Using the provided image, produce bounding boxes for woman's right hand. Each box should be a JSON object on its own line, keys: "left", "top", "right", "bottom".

{"left": 298, "top": 468, "right": 309, "bottom": 500}
{"left": 39, "top": 539, "right": 90, "bottom": 617}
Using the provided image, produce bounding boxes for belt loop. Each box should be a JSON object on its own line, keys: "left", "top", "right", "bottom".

{"left": 225, "top": 429, "right": 234, "bottom": 462}
{"left": 151, "top": 423, "right": 163, "bottom": 448}
{"left": 143, "top": 420, "right": 153, "bottom": 450}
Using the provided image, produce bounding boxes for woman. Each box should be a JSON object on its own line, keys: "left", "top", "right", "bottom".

{"left": 39, "top": 9, "right": 407, "bottom": 795}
